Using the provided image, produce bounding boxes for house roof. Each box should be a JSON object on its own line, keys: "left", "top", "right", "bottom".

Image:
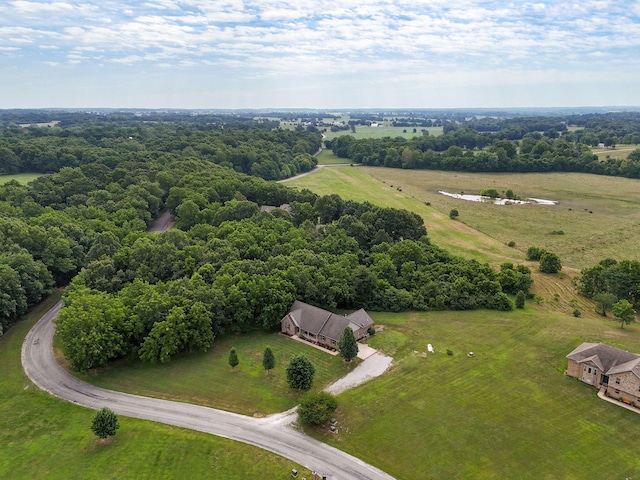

{"left": 567, "top": 342, "right": 640, "bottom": 377}
{"left": 285, "top": 301, "right": 373, "bottom": 342}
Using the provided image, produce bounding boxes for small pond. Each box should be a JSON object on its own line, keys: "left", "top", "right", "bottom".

{"left": 439, "top": 191, "right": 557, "bottom": 205}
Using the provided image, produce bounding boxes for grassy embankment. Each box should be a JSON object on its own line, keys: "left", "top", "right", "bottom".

{"left": 0, "top": 294, "right": 311, "bottom": 479}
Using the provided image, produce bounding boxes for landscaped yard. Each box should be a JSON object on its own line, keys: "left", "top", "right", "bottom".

{"left": 314, "top": 308, "right": 640, "bottom": 479}
{"left": 67, "top": 330, "right": 360, "bottom": 416}
{"left": 0, "top": 295, "right": 311, "bottom": 480}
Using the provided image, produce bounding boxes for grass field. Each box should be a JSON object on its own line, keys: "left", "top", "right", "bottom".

{"left": 289, "top": 165, "right": 640, "bottom": 272}
{"left": 322, "top": 125, "right": 442, "bottom": 141}
{"left": 0, "top": 295, "right": 311, "bottom": 479}
{"left": 315, "top": 308, "right": 640, "bottom": 479}
{"left": 69, "top": 331, "right": 360, "bottom": 416}
{"left": 316, "top": 148, "right": 353, "bottom": 165}
{"left": 591, "top": 144, "right": 638, "bottom": 160}
{"left": 0, "top": 173, "right": 42, "bottom": 185}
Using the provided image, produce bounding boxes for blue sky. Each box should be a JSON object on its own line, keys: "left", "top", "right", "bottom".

{"left": 1, "top": 0, "right": 640, "bottom": 109}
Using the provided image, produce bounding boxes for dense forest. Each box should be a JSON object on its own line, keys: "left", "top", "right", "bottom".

{"left": 0, "top": 114, "right": 533, "bottom": 370}
{"left": 327, "top": 112, "right": 640, "bottom": 178}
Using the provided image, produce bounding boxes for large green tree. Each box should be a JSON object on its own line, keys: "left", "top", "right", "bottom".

{"left": 612, "top": 299, "right": 636, "bottom": 328}
{"left": 338, "top": 327, "right": 359, "bottom": 362}
{"left": 286, "top": 354, "right": 315, "bottom": 391}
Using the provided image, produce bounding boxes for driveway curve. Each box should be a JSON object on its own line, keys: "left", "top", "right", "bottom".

{"left": 22, "top": 301, "right": 396, "bottom": 480}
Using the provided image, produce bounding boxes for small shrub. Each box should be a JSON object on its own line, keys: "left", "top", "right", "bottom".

{"left": 446, "top": 349, "right": 453, "bottom": 356}
{"left": 507, "top": 241, "right": 516, "bottom": 247}
{"left": 367, "top": 326, "right": 376, "bottom": 336}
{"left": 449, "top": 208, "right": 459, "bottom": 219}
{"left": 573, "top": 309, "right": 582, "bottom": 317}
{"left": 550, "top": 230, "right": 565, "bottom": 235}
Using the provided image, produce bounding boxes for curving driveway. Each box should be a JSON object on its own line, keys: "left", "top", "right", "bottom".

{"left": 22, "top": 301, "right": 396, "bottom": 480}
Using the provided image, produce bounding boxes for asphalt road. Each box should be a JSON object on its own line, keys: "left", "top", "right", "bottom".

{"left": 21, "top": 301, "right": 396, "bottom": 480}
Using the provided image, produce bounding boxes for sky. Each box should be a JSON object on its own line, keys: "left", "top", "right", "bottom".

{"left": 1, "top": 0, "right": 640, "bottom": 109}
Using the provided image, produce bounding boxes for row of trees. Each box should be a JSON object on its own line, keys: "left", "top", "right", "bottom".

{"left": 330, "top": 132, "right": 640, "bottom": 179}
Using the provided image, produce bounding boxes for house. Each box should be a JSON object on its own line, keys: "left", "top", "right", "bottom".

{"left": 566, "top": 342, "right": 640, "bottom": 404}
{"left": 281, "top": 300, "right": 373, "bottom": 349}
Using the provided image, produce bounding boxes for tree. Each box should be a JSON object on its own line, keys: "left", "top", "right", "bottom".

{"left": 612, "top": 299, "right": 636, "bottom": 328}
{"left": 286, "top": 354, "right": 315, "bottom": 391}
{"left": 594, "top": 292, "right": 618, "bottom": 316}
{"left": 229, "top": 347, "right": 239, "bottom": 369}
{"left": 262, "top": 346, "right": 275, "bottom": 372}
{"left": 526, "top": 246, "right": 546, "bottom": 261}
{"left": 539, "top": 251, "right": 562, "bottom": 273}
{"left": 91, "top": 407, "right": 120, "bottom": 440}
{"left": 449, "top": 208, "right": 459, "bottom": 219}
{"left": 338, "top": 327, "right": 359, "bottom": 362}
{"left": 298, "top": 392, "right": 338, "bottom": 425}
{"left": 515, "top": 290, "right": 526, "bottom": 309}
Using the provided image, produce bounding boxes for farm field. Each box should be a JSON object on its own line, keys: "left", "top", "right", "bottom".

{"left": 322, "top": 124, "right": 442, "bottom": 141}
{"left": 0, "top": 173, "right": 41, "bottom": 185}
{"left": 1, "top": 294, "right": 310, "bottom": 479}
{"left": 289, "top": 165, "right": 640, "bottom": 271}
{"left": 67, "top": 330, "right": 360, "bottom": 416}
{"left": 315, "top": 148, "right": 353, "bottom": 165}
{"left": 591, "top": 144, "right": 638, "bottom": 160}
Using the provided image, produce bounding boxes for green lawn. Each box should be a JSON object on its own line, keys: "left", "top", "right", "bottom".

{"left": 0, "top": 173, "right": 42, "bottom": 185}
{"left": 72, "top": 331, "right": 359, "bottom": 416}
{"left": 316, "top": 148, "right": 353, "bottom": 165}
{"left": 313, "top": 308, "right": 640, "bottom": 479}
{"left": 0, "top": 295, "right": 311, "bottom": 479}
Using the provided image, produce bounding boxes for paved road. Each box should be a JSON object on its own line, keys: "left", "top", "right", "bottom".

{"left": 22, "top": 302, "right": 396, "bottom": 480}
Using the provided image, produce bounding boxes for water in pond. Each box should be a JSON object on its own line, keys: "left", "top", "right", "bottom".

{"left": 439, "top": 191, "right": 557, "bottom": 205}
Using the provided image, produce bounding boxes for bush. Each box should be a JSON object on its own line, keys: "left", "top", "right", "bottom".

{"left": 449, "top": 209, "right": 459, "bottom": 219}
{"left": 446, "top": 349, "right": 453, "bottom": 356}
{"left": 298, "top": 392, "right": 338, "bottom": 425}
{"left": 507, "top": 241, "right": 516, "bottom": 247}
{"left": 286, "top": 355, "right": 315, "bottom": 391}
{"left": 539, "top": 251, "right": 562, "bottom": 274}
{"left": 572, "top": 309, "right": 582, "bottom": 317}
{"left": 515, "top": 290, "right": 526, "bottom": 309}
{"left": 526, "top": 246, "right": 546, "bottom": 261}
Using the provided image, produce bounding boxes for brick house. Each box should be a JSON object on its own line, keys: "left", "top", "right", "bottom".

{"left": 281, "top": 300, "right": 373, "bottom": 350}
{"left": 566, "top": 342, "right": 640, "bottom": 404}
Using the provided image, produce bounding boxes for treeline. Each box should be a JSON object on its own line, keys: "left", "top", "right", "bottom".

{"left": 328, "top": 129, "right": 640, "bottom": 178}
{"left": 577, "top": 259, "right": 640, "bottom": 307}
{"left": 0, "top": 121, "right": 320, "bottom": 180}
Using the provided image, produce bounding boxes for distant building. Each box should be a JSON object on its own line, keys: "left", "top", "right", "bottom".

{"left": 566, "top": 342, "right": 640, "bottom": 405}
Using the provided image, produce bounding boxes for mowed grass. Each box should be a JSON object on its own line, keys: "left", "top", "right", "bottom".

{"left": 0, "top": 173, "right": 42, "bottom": 185}
{"left": 316, "top": 148, "right": 353, "bottom": 165}
{"left": 72, "top": 331, "right": 360, "bottom": 416}
{"left": 315, "top": 308, "right": 640, "bottom": 479}
{"left": 1, "top": 295, "right": 312, "bottom": 479}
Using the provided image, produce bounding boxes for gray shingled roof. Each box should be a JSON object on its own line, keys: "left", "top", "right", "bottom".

{"left": 567, "top": 342, "right": 640, "bottom": 377}
{"left": 285, "top": 301, "right": 372, "bottom": 342}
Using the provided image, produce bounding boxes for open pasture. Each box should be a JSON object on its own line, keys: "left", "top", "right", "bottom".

{"left": 295, "top": 166, "right": 640, "bottom": 271}
{"left": 591, "top": 144, "right": 639, "bottom": 161}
